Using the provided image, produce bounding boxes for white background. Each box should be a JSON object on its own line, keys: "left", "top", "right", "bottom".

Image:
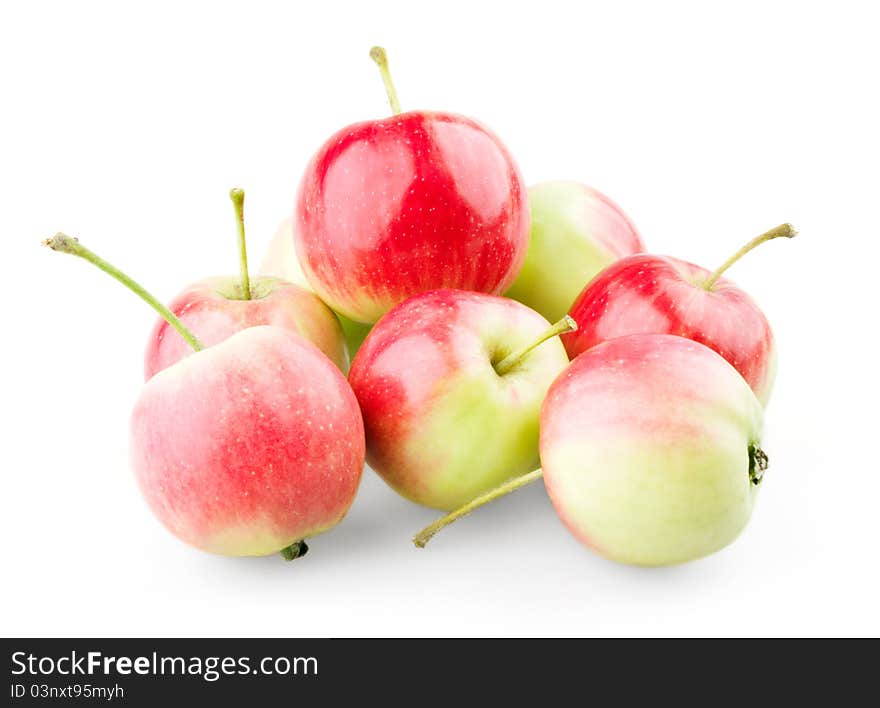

{"left": 2, "top": 0, "right": 878, "bottom": 637}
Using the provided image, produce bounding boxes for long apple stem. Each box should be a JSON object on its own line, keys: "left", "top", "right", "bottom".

{"left": 280, "top": 540, "right": 309, "bottom": 561}
{"left": 369, "top": 46, "right": 402, "bottom": 115}
{"left": 703, "top": 223, "right": 797, "bottom": 290}
{"left": 43, "top": 233, "right": 204, "bottom": 352}
{"left": 413, "top": 468, "right": 544, "bottom": 548}
{"left": 494, "top": 316, "right": 577, "bottom": 376}
{"left": 229, "top": 188, "right": 251, "bottom": 300}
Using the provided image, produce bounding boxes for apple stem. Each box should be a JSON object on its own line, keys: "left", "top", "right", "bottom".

{"left": 43, "top": 233, "right": 204, "bottom": 352}
{"left": 703, "top": 223, "right": 797, "bottom": 290}
{"left": 494, "top": 316, "right": 577, "bottom": 376}
{"left": 279, "top": 540, "right": 309, "bottom": 561}
{"left": 229, "top": 188, "right": 251, "bottom": 300}
{"left": 413, "top": 468, "right": 544, "bottom": 548}
{"left": 369, "top": 46, "right": 402, "bottom": 115}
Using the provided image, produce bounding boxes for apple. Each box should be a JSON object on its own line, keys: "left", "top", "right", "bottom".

{"left": 349, "top": 288, "right": 574, "bottom": 510}
{"left": 294, "top": 47, "right": 529, "bottom": 324}
{"left": 540, "top": 334, "right": 766, "bottom": 565}
{"left": 415, "top": 334, "right": 767, "bottom": 567}
{"left": 133, "top": 325, "right": 364, "bottom": 557}
{"left": 505, "top": 181, "right": 644, "bottom": 322}
{"left": 259, "top": 217, "right": 372, "bottom": 359}
{"left": 147, "top": 189, "right": 346, "bottom": 378}
{"left": 146, "top": 274, "right": 347, "bottom": 378}
{"left": 563, "top": 223, "right": 796, "bottom": 405}
{"left": 44, "top": 233, "right": 365, "bottom": 559}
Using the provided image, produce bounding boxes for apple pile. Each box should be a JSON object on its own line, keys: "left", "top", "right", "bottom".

{"left": 46, "top": 48, "right": 795, "bottom": 566}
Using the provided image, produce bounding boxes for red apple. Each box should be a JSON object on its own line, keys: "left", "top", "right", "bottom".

{"left": 44, "top": 233, "right": 365, "bottom": 559}
{"left": 349, "top": 289, "right": 573, "bottom": 510}
{"left": 294, "top": 47, "right": 529, "bottom": 324}
{"left": 133, "top": 325, "right": 364, "bottom": 557}
{"left": 146, "top": 189, "right": 346, "bottom": 377}
{"left": 563, "top": 224, "right": 796, "bottom": 405}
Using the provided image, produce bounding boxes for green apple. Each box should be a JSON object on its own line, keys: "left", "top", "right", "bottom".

{"left": 505, "top": 181, "right": 645, "bottom": 322}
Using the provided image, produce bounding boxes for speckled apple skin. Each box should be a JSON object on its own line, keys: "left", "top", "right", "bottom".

{"left": 506, "top": 181, "right": 644, "bottom": 322}
{"left": 144, "top": 275, "right": 347, "bottom": 378}
{"left": 131, "top": 326, "right": 365, "bottom": 556}
{"left": 349, "top": 289, "right": 569, "bottom": 510}
{"left": 259, "top": 218, "right": 373, "bottom": 359}
{"left": 541, "top": 334, "right": 764, "bottom": 566}
{"left": 295, "top": 111, "right": 530, "bottom": 324}
{"left": 563, "top": 254, "right": 777, "bottom": 405}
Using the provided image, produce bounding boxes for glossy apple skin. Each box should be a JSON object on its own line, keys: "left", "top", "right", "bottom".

{"left": 541, "top": 334, "right": 765, "bottom": 566}
{"left": 144, "top": 274, "right": 347, "bottom": 379}
{"left": 295, "top": 111, "right": 530, "bottom": 324}
{"left": 131, "top": 326, "right": 365, "bottom": 556}
{"left": 506, "top": 181, "right": 644, "bottom": 322}
{"left": 349, "top": 289, "right": 569, "bottom": 510}
{"left": 563, "top": 254, "right": 777, "bottom": 405}
{"left": 260, "top": 217, "right": 373, "bottom": 359}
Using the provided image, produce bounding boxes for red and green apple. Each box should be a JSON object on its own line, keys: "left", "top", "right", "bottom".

{"left": 540, "top": 334, "right": 766, "bottom": 565}
{"left": 349, "top": 289, "right": 573, "bottom": 510}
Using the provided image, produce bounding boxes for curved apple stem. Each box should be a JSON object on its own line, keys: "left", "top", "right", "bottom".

{"left": 494, "top": 316, "right": 577, "bottom": 376}
{"left": 229, "top": 188, "right": 251, "bottom": 300}
{"left": 703, "top": 223, "right": 797, "bottom": 290}
{"left": 279, "top": 540, "right": 309, "bottom": 561}
{"left": 369, "top": 46, "right": 402, "bottom": 115}
{"left": 414, "top": 468, "right": 544, "bottom": 548}
{"left": 43, "top": 233, "right": 204, "bottom": 352}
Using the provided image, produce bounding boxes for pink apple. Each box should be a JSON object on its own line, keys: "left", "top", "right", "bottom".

{"left": 294, "top": 47, "right": 529, "bottom": 324}
{"left": 146, "top": 189, "right": 346, "bottom": 377}
{"left": 145, "top": 275, "right": 346, "bottom": 378}
{"left": 349, "top": 289, "right": 572, "bottom": 510}
{"left": 133, "top": 326, "right": 365, "bottom": 557}
{"left": 44, "top": 233, "right": 365, "bottom": 559}
{"left": 564, "top": 224, "right": 796, "bottom": 404}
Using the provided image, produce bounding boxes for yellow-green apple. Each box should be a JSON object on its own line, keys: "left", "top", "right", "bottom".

{"left": 349, "top": 289, "right": 574, "bottom": 510}
{"left": 146, "top": 189, "right": 346, "bottom": 378}
{"left": 259, "top": 216, "right": 372, "bottom": 359}
{"left": 540, "top": 334, "right": 766, "bottom": 566}
{"left": 44, "top": 233, "right": 365, "bottom": 559}
{"left": 564, "top": 224, "right": 796, "bottom": 405}
{"left": 505, "top": 181, "right": 644, "bottom": 321}
{"left": 294, "top": 48, "right": 529, "bottom": 324}
{"left": 415, "top": 334, "right": 768, "bottom": 567}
